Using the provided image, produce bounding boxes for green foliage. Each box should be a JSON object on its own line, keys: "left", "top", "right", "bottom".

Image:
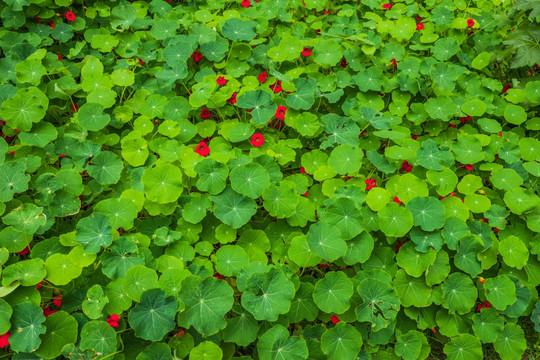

{"left": 0, "top": 0, "right": 537, "bottom": 359}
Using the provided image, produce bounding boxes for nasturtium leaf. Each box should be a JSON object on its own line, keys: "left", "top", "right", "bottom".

{"left": 80, "top": 321, "right": 117, "bottom": 357}
{"left": 452, "top": 135, "right": 485, "bottom": 164}
{"left": 0, "top": 299, "right": 11, "bottom": 335}
{"left": 366, "top": 187, "right": 391, "bottom": 212}
{"left": 322, "top": 198, "right": 364, "bottom": 239}
{"left": 313, "top": 40, "right": 342, "bottom": 66}
{"left": 288, "top": 235, "right": 322, "bottom": 268}
{"left": 75, "top": 213, "right": 113, "bottom": 254}
{"left": 0, "top": 161, "right": 30, "bottom": 202}
{"left": 211, "top": 186, "right": 257, "bottom": 229}
{"left": 454, "top": 235, "right": 483, "bottom": 277}
{"left": 395, "top": 173, "right": 429, "bottom": 203}
{"left": 490, "top": 168, "right": 523, "bottom": 190}
{"left": 286, "top": 78, "right": 316, "bottom": 110}
{"left": 122, "top": 265, "right": 159, "bottom": 302}
{"left": 35, "top": 311, "right": 78, "bottom": 359}
{"left": 178, "top": 276, "right": 233, "bottom": 336}
{"left": 396, "top": 242, "right": 437, "bottom": 278}
{"left": 195, "top": 158, "right": 228, "bottom": 195}
{"left": 424, "top": 97, "right": 456, "bottom": 121}
{"left": 393, "top": 269, "right": 431, "bottom": 307}
{"left": 354, "top": 66, "right": 384, "bottom": 92}
{"left": 230, "top": 162, "right": 270, "bottom": 199}
{"left": 19, "top": 122, "right": 57, "bottom": 147}
{"left": 443, "top": 334, "right": 482, "bottom": 360}
{"left": 288, "top": 282, "right": 319, "bottom": 323}
{"left": 262, "top": 181, "right": 298, "bottom": 218}
{"left": 101, "top": 237, "right": 144, "bottom": 279}
{"left": 395, "top": 330, "right": 425, "bottom": 360}
{"left": 484, "top": 275, "right": 516, "bottom": 311}
{"left": 2, "top": 203, "right": 46, "bottom": 234}
{"left": 82, "top": 285, "right": 109, "bottom": 319}
{"left": 462, "top": 99, "right": 486, "bottom": 117}
{"left": 416, "top": 139, "right": 452, "bottom": 171}
{"left": 241, "top": 267, "right": 295, "bottom": 321}
{"left": 356, "top": 278, "right": 400, "bottom": 331}
{"left": 257, "top": 325, "right": 308, "bottom": 360}
{"left": 189, "top": 341, "right": 222, "bottom": 360}
{"left": 121, "top": 136, "right": 149, "bottom": 167}
{"left": 504, "top": 188, "right": 539, "bottom": 215}
{"left": 471, "top": 52, "right": 491, "bottom": 69}
{"left": 328, "top": 144, "right": 363, "bottom": 175}
{"left": 493, "top": 324, "right": 527, "bottom": 360}
{"left": 441, "top": 273, "right": 477, "bottom": 314}
{"left": 128, "top": 289, "right": 178, "bottom": 341}
{"left": 307, "top": 222, "right": 346, "bottom": 262}
{"left": 321, "top": 322, "right": 363, "bottom": 360}
{"left": 2, "top": 258, "right": 46, "bottom": 286}
{"left": 142, "top": 163, "right": 183, "bottom": 204}
{"left": 313, "top": 271, "right": 353, "bottom": 314}
{"left": 406, "top": 197, "right": 446, "bottom": 231}
{"left": 87, "top": 151, "right": 123, "bottom": 185}
{"left": 499, "top": 235, "right": 528, "bottom": 269}
{"left": 214, "top": 245, "right": 249, "bottom": 277}
{"left": 136, "top": 342, "right": 171, "bottom": 360}
{"left": 10, "top": 302, "right": 46, "bottom": 353}
{"left": 44, "top": 253, "right": 82, "bottom": 286}
{"left": 378, "top": 202, "right": 414, "bottom": 237}
{"left": 0, "top": 87, "right": 48, "bottom": 132}
{"left": 472, "top": 308, "right": 504, "bottom": 343}
{"left": 221, "top": 18, "right": 256, "bottom": 42}
{"left": 221, "top": 304, "right": 258, "bottom": 346}
{"left": 504, "top": 104, "right": 527, "bottom": 125}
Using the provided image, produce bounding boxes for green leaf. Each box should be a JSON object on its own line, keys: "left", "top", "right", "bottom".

{"left": 87, "top": 151, "right": 124, "bottom": 185}
{"left": 195, "top": 158, "right": 229, "bottom": 195}
{"left": 257, "top": 325, "right": 308, "bottom": 360}
{"left": 190, "top": 341, "right": 223, "bottom": 360}
{"left": 504, "top": 104, "right": 527, "bottom": 125}
{"left": 44, "top": 253, "right": 82, "bottom": 286}
{"left": 10, "top": 302, "right": 46, "bottom": 352}
{"left": 395, "top": 330, "right": 426, "bottom": 360}
{"left": 221, "top": 18, "right": 256, "bottom": 41}
{"left": 241, "top": 267, "right": 295, "bottom": 321}
{"left": 307, "top": 222, "right": 346, "bottom": 262}
{"left": 19, "top": 122, "right": 57, "bottom": 147}
{"left": 393, "top": 269, "right": 432, "bottom": 307}
{"left": 286, "top": 78, "right": 316, "bottom": 110}
{"left": 471, "top": 52, "right": 491, "bottom": 69}
{"left": 313, "top": 271, "right": 353, "bottom": 314}
{"left": 178, "top": 276, "right": 233, "bottom": 336}
{"left": 499, "top": 235, "right": 529, "bottom": 269}
{"left": 2, "top": 258, "right": 46, "bottom": 286}
{"left": 35, "top": 311, "right": 78, "bottom": 359}
{"left": 211, "top": 186, "right": 257, "bottom": 229}
{"left": 396, "top": 242, "right": 437, "bottom": 277}
{"left": 0, "top": 299, "right": 12, "bottom": 335}
{"left": 484, "top": 275, "right": 517, "bottom": 311}
{"left": 322, "top": 198, "right": 364, "bottom": 239}
{"left": 462, "top": 99, "right": 486, "bottom": 117}
{"left": 142, "top": 163, "right": 183, "bottom": 204}
{"left": 441, "top": 273, "right": 477, "bottom": 314}
{"left": 356, "top": 278, "right": 400, "bottom": 332}
{"left": 452, "top": 135, "right": 485, "bottom": 164}
{"left": 0, "top": 162, "right": 30, "bottom": 202}
{"left": 378, "top": 202, "right": 414, "bottom": 237}
{"left": 122, "top": 265, "right": 159, "bottom": 302}
{"left": 321, "top": 322, "right": 363, "bottom": 360}
{"left": 221, "top": 304, "right": 258, "bottom": 346}
{"left": 128, "top": 289, "right": 178, "bottom": 341}
{"left": 75, "top": 213, "right": 113, "bottom": 254}
{"left": 214, "top": 245, "right": 249, "bottom": 277}
{"left": 2, "top": 203, "right": 46, "bottom": 234}
{"left": 313, "top": 40, "right": 342, "bottom": 66}
{"left": 406, "top": 196, "right": 446, "bottom": 231}
{"left": 444, "top": 334, "right": 482, "bottom": 360}
{"left": 490, "top": 168, "right": 523, "bottom": 190}
{"left": 472, "top": 308, "right": 504, "bottom": 343}
{"left": 288, "top": 282, "right": 319, "bottom": 323}
{"left": 493, "top": 324, "right": 527, "bottom": 360}
{"left": 230, "top": 162, "right": 270, "bottom": 199}
{"left": 82, "top": 285, "right": 109, "bottom": 319}
{"left": 80, "top": 321, "right": 117, "bottom": 357}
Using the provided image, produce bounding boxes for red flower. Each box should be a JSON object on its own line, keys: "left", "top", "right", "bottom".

{"left": 300, "top": 167, "right": 307, "bottom": 174}
{"left": 340, "top": 58, "right": 348, "bottom": 67}
{"left": 460, "top": 116, "right": 472, "bottom": 124}
{"left": 195, "top": 142, "right": 210, "bottom": 157}
{"left": 448, "top": 124, "right": 456, "bottom": 128}
{"left": 270, "top": 80, "right": 283, "bottom": 93}
{"left": 275, "top": 106, "right": 287, "bottom": 120}
{"left": 107, "top": 319, "right": 119, "bottom": 328}
{"left": 365, "top": 178, "right": 377, "bottom": 191}
{"left": 227, "top": 92, "right": 237, "bottom": 104}
{"left": 70, "top": 103, "right": 80, "bottom": 112}
{"left": 138, "top": 58, "right": 145, "bottom": 66}
{"left": 251, "top": 133, "right": 265, "bottom": 147}
{"left": 382, "top": 3, "right": 392, "bottom": 9}
{"left": 17, "top": 246, "right": 30, "bottom": 255}
{"left": 323, "top": 10, "right": 331, "bottom": 15}
{"left": 465, "top": 164, "right": 474, "bottom": 171}
{"left": 395, "top": 240, "right": 404, "bottom": 253}
{"left": 467, "top": 18, "right": 475, "bottom": 27}
{"left": 43, "top": 308, "right": 57, "bottom": 317}
{"left": 390, "top": 58, "right": 397, "bottom": 68}
{"left": 301, "top": 47, "right": 312, "bottom": 57}
{"left": 502, "top": 84, "right": 512, "bottom": 93}
{"left": 65, "top": 11, "right": 76, "bottom": 22}
{"left": 216, "top": 76, "right": 227, "bottom": 86}
{"left": 258, "top": 71, "right": 267, "bottom": 83}
{"left": 432, "top": 328, "right": 437, "bottom": 333}
{"left": 241, "top": 0, "right": 250, "bottom": 7}
{"left": 53, "top": 293, "right": 62, "bottom": 308}
{"left": 49, "top": 22, "right": 55, "bottom": 29}
{"left": 190, "top": 51, "right": 203, "bottom": 62}
{"left": 56, "top": 54, "right": 63, "bottom": 61}
{"left": 200, "top": 108, "right": 211, "bottom": 119}
{"left": 213, "top": 272, "right": 223, "bottom": 279}
{"left": 412, "top": 135, "right": 419, "bottom": 140}
{"left": 393, "top": 196, "right": 403, "bottom": 205}
{"left": 401, "top": 160, "right": 413, "bottom": 172}
{"left": 330, "top": 315, "right": 341, "bottom": 324}
{"left": 9, "top": 151, "right": 15, "bottom": 155}
{"left": 14, "top": 129, "right": 20, "bottom": 133}
{"left": 479, "top": 277, "right": 486, "bottom": 284}
{"left": 494, "top": 227, "right": 500, "bottom": 232}
{"left": 109, "top": 314, "right": 120, "bottom": 322}
{"left": 416, "top": 23, "right": 424, "bottom": 30}
{"left": 498, "top": 132, "right": 503, "bottom": 137}
{"left": 0, "top": 332, "right": 10, "bottom": 348}
{"left": 476, "top": 301, "right": 491, "bottom": 311}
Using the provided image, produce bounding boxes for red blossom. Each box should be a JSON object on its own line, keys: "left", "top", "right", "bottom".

{"left": 8, "top": 151, "right": 15, "bottom": 155}
{"left": 502, "top": 84, "right": 512, "bottom": 93}
{"left": 241, "top": 0, "right": 251, "bottom": 7}
{"left": 250, "top": 133, "right": 265, "bottom": 147}
{"left": 258, "top": 71, "right": 268, "bottom": 83}
{"left": 476, "top": 301, "right": 491, "bottom": 311}
{"left": 382, "top": 3, "right": 392, "bottom": 9}
{"left": 0, "top": 332, "right": 9, "bottom": 348}
{"left": 138, "top": 58, "right": 145, "bottom": 66}
{"left": 190, "top": 51, "right": 203, "bottom": 62}
{"left": 109, "top": 314, "right": 120, "bottom": 322}
{"left": 390, "top": 58, "right": 397, "bottom": 68}
{"left": 216, "top": 76, "right": 227, "bottom": 86}
{"left": 365, "top": 178, "right": 377, "bottom": 191}
{"left": 432, "top": 328, "right": 437, "bottom": 333}
{"left": 416, "top": 23, "right": 424, "bottom": 30}
{"left": 494, "top": 227, "right": 500, "bottom": 232}
{"left": 70, "top": 103, "right": 80, "bottom": 112}
{"left": 330, "top": 315, "right": 341, "bottom": 324}
{"left": 340, "top": 58, "right": 348, "bottom": 67}
{"left": 302, "top": 191, "right": 308, "bottom": 197}
{"left": 467, "top": 18, "right": 475, "bottom": 27}
{"left": 393, "top": 196, "right": 403, "bottom": 205}
{"left": 460, "top": 116, "right": 472, "bottom": 124}
{"left": 300, "top": 167, "right": 308, "bottom": 174}
{"left": 227, "top": 92, "right": 237, "bottom": 104}
{"left": 465, "top": 164, "right": 474, "bottom": 171}
{"left": 401, "top": 160, "right": 413, "bottom": 172}
{"left": 195, "top": 142, "right": 210, "bottom": 157}
{"left": 270, "top": 80, "right": 283, "bottom": 93}
{"left": 177, "top": 330, "right": 185, "bottom": 337}
{"left": 498, "top": 132, "right": 503, "bottom": 137}
{"left": 56, "top": 54, "right": 63, "bottom": 61}
{"left": 43, "top": 308, "right": 57, "bottom": 317}
{"left": 412, "top": 135, "right": 419, "bottom": 140}
{"left": 107, "top": 319, "right": 119, "bottom": 328}
{"left": 65, "top": 11, "right": 76, "bottom": 22}
{"left": 395, "top": 240, "right": 404, "bottom": 253}
{"left": 479, "top": 277, "right": 486, "bottom": 284}
{"left": 213, "top": 272, "right": 223, "bottom": 279}
{"left": 200, "top": 108, "right": 211, "bottom": 119}
{"left": 53, "top": 293, "right": 62, "bottom": 308}
{"left": 17, "top": 246, "right": 30, "bottom": 255}
{"left": 301, "top": 47, "right": 312, "bottom": 57}
{"left": 448, "top": 124, "right": 456, "bottom": 128}
{"left": 13, "top": 129, "right": 20, "bottom": 133}
{"left": 49, "top": 22, "right": 55, "bottom": 29}
{"left": 275, "top": 106, "right": 287, "bottom": 120}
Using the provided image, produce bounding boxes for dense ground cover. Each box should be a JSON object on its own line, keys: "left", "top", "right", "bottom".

{"left": 0, "top": 0, "right": 539, "bottom": 359}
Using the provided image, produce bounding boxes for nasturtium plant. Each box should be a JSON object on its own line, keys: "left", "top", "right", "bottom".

{"left": 0, "top": 0, "right": 537, "bottom": 358}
